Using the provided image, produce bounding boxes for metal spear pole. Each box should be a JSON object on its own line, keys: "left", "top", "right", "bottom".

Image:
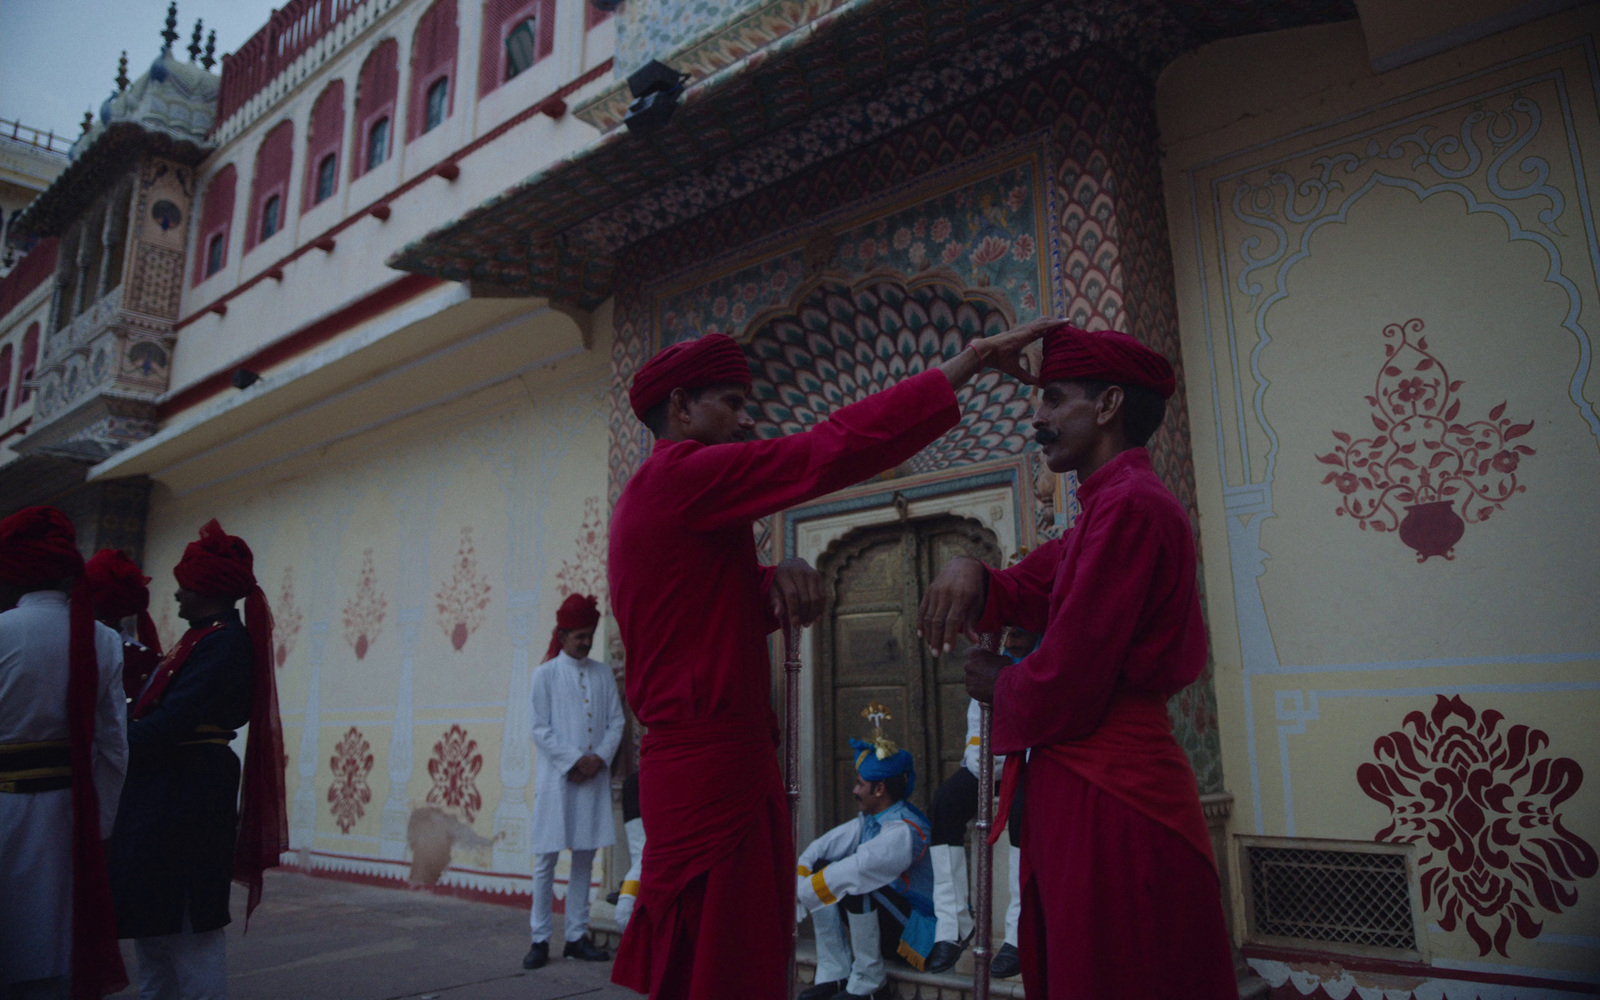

{"left": 972, "top": 629, "right": 1007, "bottom": 1000}
{"left": 784, "top": 621, "right": 804, "bottom": 998}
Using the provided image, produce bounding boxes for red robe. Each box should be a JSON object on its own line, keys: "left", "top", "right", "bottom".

{"left": 609, "top": 369, "right": 959, "bottom": 999}
{"left": 980, "top": 447, "right": 1236, "bottom": 1000}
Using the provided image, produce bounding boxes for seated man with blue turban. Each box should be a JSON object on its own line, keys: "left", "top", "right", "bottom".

{"left": 796, "top": 707, "right": 936, "bottom": 1000}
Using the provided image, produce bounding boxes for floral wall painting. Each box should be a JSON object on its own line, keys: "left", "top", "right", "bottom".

{"left": 555, "top": 497, "right": 606, "bottom": 603}
{"left": 1357, "top": 695, "right": 1596, "bottom": 957}
{"left": 426, "top": 724, "right": 484, "bottom": 823}
{"left": 274, "top": 566, "right": 304, "bottom": 668}
{"left": 1316, "top": 319, "right": 1535, "bottom": 562}
{"left": 343, "top": 548, "right": 388, "bottom": 660}
{"left": 328, "top": 726, "right": 375, "bottom": 834}
{"left": 436, "top": 526, "right": 492, "bottom": 651}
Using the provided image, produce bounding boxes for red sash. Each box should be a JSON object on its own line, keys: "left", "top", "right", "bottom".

{"left": 130, "top": 623, "right": 224, "bottom": 720}
{"left": 991, "top": 690, "right": 1216, "bottom": 873}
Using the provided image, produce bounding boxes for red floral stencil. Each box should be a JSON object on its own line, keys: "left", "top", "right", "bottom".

{"left": 426, "top": 724, "right": 484, "bottom": 823}
{"left": 1357, "top": 695, "right": 1596, "bottom": 957}
{"left": 343, "top": 548, "right": 387, "bottom": 659}
{"left": 274, "top": 566, "right": 303, "bottom": 668}
{"left": 327, "top": 726, "right": 374, "bottom": 834}
{"left": 436, "top": 526, "right": 491, "bottom": 651}
{"left": 555, "top": 497, "right": 606, "bottom": 601}
{"left": 1316, "top": 319, "right": 1535, "bottom": 562}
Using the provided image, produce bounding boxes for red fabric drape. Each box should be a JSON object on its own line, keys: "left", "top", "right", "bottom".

{"left": 84, "top": 549, "right": 162, "bottom": 658}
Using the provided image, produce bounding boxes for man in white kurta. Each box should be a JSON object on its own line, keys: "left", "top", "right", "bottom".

{"left": 525, "top": 594, "right": 624, "bottom": 970}
{"left": 0, "top": 585, "right": 127, "bottom": 996}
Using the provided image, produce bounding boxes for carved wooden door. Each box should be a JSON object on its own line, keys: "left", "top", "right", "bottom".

{"left": 817, "top": 515, "right": 1001, "bottom": 829}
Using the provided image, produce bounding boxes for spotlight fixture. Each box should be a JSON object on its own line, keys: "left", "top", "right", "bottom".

{"left": 231, "top": 368, "right": 261, "bottom": 390}
{"left": 624, "top": 59, "right": 689, "bottom": 134}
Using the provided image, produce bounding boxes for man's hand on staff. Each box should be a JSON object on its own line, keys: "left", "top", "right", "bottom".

{"left": 963, "top": 647, "right": 1008, "bottom": 705}
{"left": 567, "top": 754, "right": 607, "bottom": 782}
{"left": 769, "top": 557, "right": 825, "bottom": 628}
{"left": 917, "top": 555, "right": 988, "bottom": 655}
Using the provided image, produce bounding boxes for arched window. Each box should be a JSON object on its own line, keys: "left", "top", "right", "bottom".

{"left": 18, "top": 323, "right": 39, "bottom": 404}
{"left": 408, "top": 0, "right": 458, "bottom": 141}
{"left": 105, "top": 185, "right": 131, "bottom": 293}
{"left": 303, "top": 80, "right": 345, "bottom": 212}
{"left": 479, "top": 0, "right": 554, "bottom": 98}
{"left": 246, "top": 120, "right": 294, "bottom": 252}
{"left": 54, "top": 231, "right": 78, "bottom": 330}
{"left": 193, "top": 165, "right": 237, "bottom": 285}
{"left": 353, "top": 40, "right": 400, "bottom": 179}
{"left": 0, "top": 344, "right": 12, "bottom": 414}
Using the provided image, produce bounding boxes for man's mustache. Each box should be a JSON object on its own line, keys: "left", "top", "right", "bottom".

{"left": 1034, "top": 428, "right": 1060, "bottom": 445}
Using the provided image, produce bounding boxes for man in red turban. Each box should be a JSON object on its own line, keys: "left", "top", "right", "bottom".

{"left": 609, "top": 323, "right": 1051, "bottom": 1000}
{"left": 523, "top": 592, "right": 624, "bottom": 970}
{"left": 0, "top": 506, "right": 129, "bottom": 1000}
{"left": 109, "top": 519, "right": 285, "bottom": 999}
{"left": 84, "top": 549, "right": 164, "bottom": 701}
{"left": 920, "top": 324, "right": 1236, "bottom": 999}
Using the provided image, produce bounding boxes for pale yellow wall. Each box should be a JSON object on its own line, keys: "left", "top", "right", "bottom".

{"left": 142, "top": 311, "right": 616, "bottom": 901}
{"left": 1160, "top": 5, "right": 1600, "bottom": 979}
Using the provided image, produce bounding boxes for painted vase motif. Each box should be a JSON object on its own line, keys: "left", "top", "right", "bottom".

{"left": 1398, "top": 500, "right": 1465, "bottom": 562}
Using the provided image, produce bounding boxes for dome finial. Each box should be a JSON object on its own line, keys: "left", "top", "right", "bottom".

{"left": 202, "top": 29, "right": 217, "bottom": 71}
{"left": 81, "top": 110, "right": 95, "bottom": 135}
{"left": 161, "top": 2, "right": 180, "bottom": 51}
{"left": 188, "top": 18, "right": 204, "bottom": 61}
{"left": 116, "top": 51, "right": 130, "bottom": 91}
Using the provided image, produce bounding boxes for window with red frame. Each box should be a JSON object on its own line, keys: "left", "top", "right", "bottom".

{"left": 408, "top": 0, "right": 458, "bottom": 141}
{"left": 0, "top": 344, "right": 12, "bottom": 414}
{"left": 192, "top": 165, "right": 237, "bottom": 286}
{"left": 479, "top": 0, "right": 555, "bottom": 98}
{"left": 303, "top": 80, "right": 345, "bottom": 212}
{"left": 246, "top": 120, "right": 294, "bottom": 252}
{"left": 353, "top": 39, "right": 400, "bottom": 179}
{"left": 18, "top": 323, "right": 38, "bottom": 404}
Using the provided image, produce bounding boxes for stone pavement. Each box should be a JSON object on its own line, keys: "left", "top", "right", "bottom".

{"left": 109, "top": 870, "right": 641, "bottom": 1000}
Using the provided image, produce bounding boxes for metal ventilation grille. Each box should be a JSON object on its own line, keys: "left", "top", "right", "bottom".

{"left": 1244, "top": 843, "right": 1417, "bottom": 952}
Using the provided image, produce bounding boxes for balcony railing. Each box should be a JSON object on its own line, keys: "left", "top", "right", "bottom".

{"left": 0, "top": 119, "right": 73, "bottom": 156}
{"left": 215, "top": 0, "right": 360, "bottom": 130}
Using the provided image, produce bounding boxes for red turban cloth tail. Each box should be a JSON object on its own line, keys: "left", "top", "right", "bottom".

{"left": 85, "top": 549, "right": 162, "bottom": 657}
{"left": 173, "top": 519, "right": 286, "bottom": 924}
{"left": 545, "top": 592, "right": 601, "bottom": 661}
{"left": 628, "top": 332, "right": 753, "bottom": 420}
{"left": 0, "top": 507, "right": 128, "bottom": 998}
{"left": 1039, "top": 324, "right": 1177, "bottom": 399}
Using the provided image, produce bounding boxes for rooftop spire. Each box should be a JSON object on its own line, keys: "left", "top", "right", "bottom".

{"left": 188, "top": 18, "right": 204, "bottom": 61}
{"left": 116, "top": 51, "right": 130, "bottom": 91}
{"left": 202, "top": 29, "right": 216, "bottom": 71}
{"left": 161, "top": 2, "right": 179, "bottom": 51}
{"left": 81, "top": 110, "right": 94, "bottom": 136}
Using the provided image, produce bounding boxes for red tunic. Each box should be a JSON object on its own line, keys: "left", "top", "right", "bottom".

{"left": 979, "top": 447, "right": 1236, "bottom": 1000}
{"left": 609, "top": 370, "right": 959, "bottom": 999}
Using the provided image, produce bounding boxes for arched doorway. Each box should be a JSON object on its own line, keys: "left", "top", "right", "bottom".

{"left": 815, "top": 513, "right": 1001, "bottom": 829}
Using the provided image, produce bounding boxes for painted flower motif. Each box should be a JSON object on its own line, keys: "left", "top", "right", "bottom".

{"left": 907, "top": 242, "right": 928, "bottom": 269}
{"left": 427, "top": 725, "right": 485, "bottom": 822}
{"left": 1358, "top": 695, "right": 1597, "bottom": 957}
{"left": 1334, "top": 472, "right": 1360, "bottom": 494}
{"left": 731, "top": 302, "right": 747, "bottom": 324}
{"left": 712, "top": 296, "right": 728, "bottom": 318}
{"left": 1007, "top": 186, "right": 1027, "bottom": 213}
{"left": 893, "top": 227, "right": 912, "bottom": 250}
{"left": 970, "top": 235, "right": 1011, "bottom": 267}
{"left": 912, "top": 219, "right": 926, "bottom": 238}
{"left": 770, "top": 271, "right": 789, "bottom": 292}
{"left": 1021, "top": 292, "right": 1036, "bottom": 311}
{"left": 859, "top": 238, "right": 878, "bottom": 260}
{"left": 1492, "top": 450, "right": 1519, "bottom": 474}
{"left": 942, "top": 241, "right": 964, "bottom": 264}
{"left": 742, "top": 283, "right": 758, "bottom": 302}
{"left": 1395, "top": 376, "right": 1427, "bottom": 403}
{"left": 1012, "top": 234, "right": 1035, "bottom": 261}
{"left": 327, "top": 726, "right": 374, "bottom": 835}
{"left": 931, "top": 218, "right": 953, "bottom": 242}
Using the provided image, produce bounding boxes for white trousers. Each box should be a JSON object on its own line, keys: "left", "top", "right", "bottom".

{"left": 529, "top": 849, "right": 595, "bottom": 944}
{"left": 134, "top": 918, "right": 227, "bottom": 1000}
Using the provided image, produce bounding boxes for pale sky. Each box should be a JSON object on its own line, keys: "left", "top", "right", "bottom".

{"left": 1, "top": 0, "right": 274, "bottom": 142}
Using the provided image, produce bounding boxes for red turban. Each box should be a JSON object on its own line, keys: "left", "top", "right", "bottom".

{"left": 1039, "top": 324, "right": 1177, "bottom": 399}
{"left": 0, "top": 507, "right": 127, "bottom": 996}
{"left": 628, "top": 333, "right": 752, "bottom": 420}
{"left": 545, "top": 592, "right": 601, "bottom": 660}
{"left": 0, "top": 505, "right": 85, "bottom": 586}
{"left": 85, "top": 548, "right": 162, "bottom": 656}
{"left": 173, "top": 519, "right": 286, "bottom": 924}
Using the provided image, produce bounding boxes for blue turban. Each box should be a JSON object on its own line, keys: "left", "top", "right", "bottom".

{"left": 850, "top": 738, "right": 916, "bottom": 798}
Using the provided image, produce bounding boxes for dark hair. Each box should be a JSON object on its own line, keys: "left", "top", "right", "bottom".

{"left": 878, "top": 773, "right": 908, "bottom": 803}
{"left": 1075, "top": 379, "right": 1167, "bottom": 448}
{"left": 640, "top": 385, "right": 712, "bottom": 437}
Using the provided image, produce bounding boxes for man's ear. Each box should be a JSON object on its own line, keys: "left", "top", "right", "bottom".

{"left": 1095, "top": 385, "right": 1125, "bottom": 429}
{"left": 667, "top": 386, "right": 692, "bottom": 427}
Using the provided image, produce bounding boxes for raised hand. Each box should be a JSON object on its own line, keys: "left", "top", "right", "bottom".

{"left": 768, "top": 557, "right": 825, "bottom": 628}
{"left": 937, "top": 316, "right": 1061, "bottom": 390}
{"left": 917, "top": 555, "right": 989, "bottom": 656}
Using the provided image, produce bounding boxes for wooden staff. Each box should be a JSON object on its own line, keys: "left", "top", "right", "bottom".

{"left": 784, "top": 621, "right": 803, "bottom": 997}
{"left": 972, "top": 630, "right": 1008, "bottom": 1000}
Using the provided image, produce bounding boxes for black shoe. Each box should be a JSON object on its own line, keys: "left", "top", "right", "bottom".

{"left": 563, "top": 935, "right": 611, "bottom": 961}
{"left": 991, "top": 942, "right": 1020, "bottom": 979}
{"left": 521, "top": 940, "right": 549, "bottom": 969}
{"left": 799, "top": 980, "right": 845, "bottom": 1000}
{"left": 834, "top": 985, "right": 892, "bottom": 1000}
{"left": 924, "top": 939, "right": 964, "bottom": 974}
{"left": 606, "top": 889, "right": 621, "bottom": 905}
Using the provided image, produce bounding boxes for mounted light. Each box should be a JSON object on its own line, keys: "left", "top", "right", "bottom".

{"left": 624, "top": 60, "right": 689, "bottom": 134}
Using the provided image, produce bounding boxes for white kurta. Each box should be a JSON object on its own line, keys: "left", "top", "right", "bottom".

{"left": 796, "top": 815, "right": 919, "bottom": 913}
{"left": 961, "top": 697, "right": 1006, "bottom": 778}
{"left": 0, "top": 591, "right": 127, "bottom": 985}
{"left": 528, "top": 652, "right": 624, "bottom": 854}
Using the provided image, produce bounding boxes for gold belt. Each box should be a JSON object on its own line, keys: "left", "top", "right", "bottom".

{"left": 0, "top": 739, "right": 71, "bottom": 793}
